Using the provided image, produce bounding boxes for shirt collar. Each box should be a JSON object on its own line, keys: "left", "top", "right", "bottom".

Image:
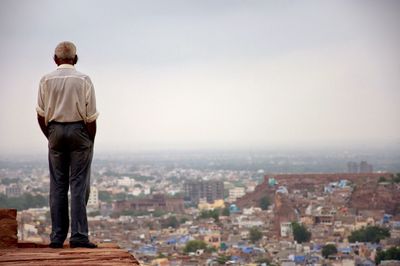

{"left": 57, "top": 64, "right": 75, "bottom": 69}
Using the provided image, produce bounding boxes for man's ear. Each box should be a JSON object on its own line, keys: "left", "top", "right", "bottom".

{"left": 73, "top": 55, "right": 78, "bottom": 64}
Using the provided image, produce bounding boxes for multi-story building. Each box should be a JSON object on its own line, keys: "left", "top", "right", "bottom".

{"left": 347, "top": 162, "right": 358, "bottom": 173}
{"left": 184, "top": 180, "right": 224, "bottom": 204}
{"left": 228, "top": 187, "right": 245, "bottom": 203}
{"left": 347, "top": 161, "right": 373, "bottom": 173}
{"left": 6, "top": 184, "right": 22, "bottom": 198}
{"left": 359, "top": 161, "right": 373, "bottom": 173}
{"left": 113, "top": 194, "right": 184, "bottom": 213}
{"left": 87, "top": 186, "right": 99, "bottom": 209}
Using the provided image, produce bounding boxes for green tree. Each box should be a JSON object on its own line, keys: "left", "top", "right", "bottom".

{"left": 255, "top": 257, "right": 271, "bottom": 264}
{"left": 378, "top": 176, "right": 387, "bottom": 183}
{"left": 0, "top": 177, "right": 17, "bottom": 185}
{"left": 183, "top": 240, "right": 208, "bottom": 253}
{"left": 157, "top": 252, "right": 167, "bottom": 258}
{"left": 152, "top": 210, "right": 166, "bottom": 217}
{"left": 0, "top": 193, "right": 47, "bottom": 211}
{"left": 180, "top": 217, "right": 188, "bottom": 224}
{"left": 114, "top": 192, "right": 126, "bottom": 201}
{"left": 222, "top": 207, "right": 230, "bottom": 216}
{"left": 206, "top": 245, "right": 217, "bottom": 253}
{"left": 199, "top": 209, "right": 219, "bottom": 222}
{"left": 88, "top": 211, "right": 100, "bottom": 217}
{"left": 259, "top": 196, "right": 271, "bottom": 210}
{"left": 375, "top": 246, "right": 400, "bottom": 264}
{"left": 161, "top": 216, "right": 180, "bottom": 229}
{"left": 348, "top": 226, "right": 390, "bottom": 243}
{"left": 322, "top": 244, "right": 338, "bottom": 258}
{"left": 292, "top": 222, "right": 311, "bottom": 243}
{"left": 133, "top": 175, "right": 155, "bottom": 182}
{"left": 98, "top": 191, "right": 112, "bottom": 202}
{"left": 393, "top": 173, "right": 400, "bottom": 183}
{"left": 216, "top": 255, "right": 230, "bottom": 264}
{"left": 249, "top": 226, "right": 263, "bottom": 243}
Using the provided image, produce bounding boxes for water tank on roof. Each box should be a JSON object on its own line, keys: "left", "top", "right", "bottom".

{"left": 268, "top": 178, "right": 277, "bottom": 186}
{"left": 276, "top": 186, "right": 288, "bottom": 194}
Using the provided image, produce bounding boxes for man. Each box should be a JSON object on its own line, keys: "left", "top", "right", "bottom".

{"left": 36, "top": 41, "right": 99, "bottom": 248}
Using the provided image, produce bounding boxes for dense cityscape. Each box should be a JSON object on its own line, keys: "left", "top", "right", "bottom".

{"left": 1, "top": 149, "right": 400, "bottom": 265}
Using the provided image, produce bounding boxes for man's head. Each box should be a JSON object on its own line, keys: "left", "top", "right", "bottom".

{"left": 54, "top": 41, "right": 78, "bottom": 66}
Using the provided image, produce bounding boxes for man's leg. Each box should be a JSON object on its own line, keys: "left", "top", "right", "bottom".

{"left": 85, "top": 145, "right": 93, "bottom": 205}
{"left": 48, "top": 124, "right": 70, "bottom": 245}
{"left": 69, "top": 123, "right": 93, "bottom": 244}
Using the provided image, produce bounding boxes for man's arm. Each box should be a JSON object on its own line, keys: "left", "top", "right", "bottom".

{"left": 37, "top": 114, "right": 48, "bottom": 139}
{"left": 86, "top": 120, "right": 96, "bottom": 141}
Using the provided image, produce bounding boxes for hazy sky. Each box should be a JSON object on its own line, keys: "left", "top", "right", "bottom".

{"left": 0, "top": 0, "right": 399, "bottom": 154}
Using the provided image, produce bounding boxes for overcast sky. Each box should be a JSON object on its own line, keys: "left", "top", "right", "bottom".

{"left": 0, "top": 0, "right": 399, "bottom": 154}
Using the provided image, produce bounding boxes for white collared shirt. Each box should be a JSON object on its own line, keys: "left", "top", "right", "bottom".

{"left": 36, "top": 64, "right": 99, "bottom": 125}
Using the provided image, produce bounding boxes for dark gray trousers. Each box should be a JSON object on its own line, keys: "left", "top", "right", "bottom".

{"left": 48, "top": 121, "right": 93, "bottom": 244}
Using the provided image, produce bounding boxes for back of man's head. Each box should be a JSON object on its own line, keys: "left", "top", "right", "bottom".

{"left": 54, "top": 41, "right": 76, "bottom": 60}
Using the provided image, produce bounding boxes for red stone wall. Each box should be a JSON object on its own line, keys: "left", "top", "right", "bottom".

{"left": 265, "top": 173, "right": 394, "bottom": 187}
{"left": 0, "top": 209, "right": 18, "bottom": 248}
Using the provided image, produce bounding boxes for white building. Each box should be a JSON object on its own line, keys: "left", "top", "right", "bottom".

{"left": 0, "top": 184, "right": 6, "bottom": 194}
{"left": 117, "top": 176, "right": 135, "bottom": 187}
{"left": 6, "top": 184, "right": 22, "bottom": 197}
{"left": 87, "top": 186, "right": 99, "bottom": 209}
{"left": 280, "top": 222, "right": 293, "bottom": 237}
{"left": 228, "top": 187, "right": 245, "bottom": 202}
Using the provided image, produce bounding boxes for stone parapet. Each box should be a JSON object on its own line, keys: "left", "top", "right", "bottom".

{"left": 0, "top": 208, "right": 18, "bottom": 249}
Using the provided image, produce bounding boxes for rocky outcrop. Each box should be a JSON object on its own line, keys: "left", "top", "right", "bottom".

{"left": 349, "top": 182, "right": 400, "bottom": 214}
{"left": 0, "top": 208, "right": 18, "bottom": 248}
{"left": 235, "top": 182, "right": 274, "bottom": 209}
{"left": 273, "top": 191, "right": 297, "bottom": 236}
{"left": 236, "top": 173, "right": 395, "bottom": 210}
{"left": 266, "top": 173, "right": 394, "bottom": 188}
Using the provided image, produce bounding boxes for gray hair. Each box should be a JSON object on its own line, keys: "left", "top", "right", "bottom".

{"left": 54, "top": 41, "right": 77, "bottom": 60}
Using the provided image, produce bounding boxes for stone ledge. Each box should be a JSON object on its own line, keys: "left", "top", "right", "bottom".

{"left": 0, "top": 243, "right": 140, "bottom": 265}
{"left": 0, "top": 208, "right": 18, "bottom": 249}
{"left": 0, "top": 209, "right": 140, "bottom": 265}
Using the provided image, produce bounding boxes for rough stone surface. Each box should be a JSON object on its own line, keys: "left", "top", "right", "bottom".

{"left": 0, "top": 209, "right": 18, "bottom": 249}
{"left": 236, "top": 173, "right": 397, "bottom": 211}
{"left": 273, "top": 191, "right": 297, "bottom": 236}
{"left": 0, "top": 209, "right": 17, "bottom": 220}
{"left": 349, "top": 181, "right": 400, "bottom": 214}
{"left": 0, "top": 243, "right": 141, "bottom": 265}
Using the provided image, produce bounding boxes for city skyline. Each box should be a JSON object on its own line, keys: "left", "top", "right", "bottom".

{"left": 1, "top": 1, "right": 399, "bottom": 155}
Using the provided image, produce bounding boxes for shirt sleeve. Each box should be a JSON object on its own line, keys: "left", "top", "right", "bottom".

{"left": 36, "top": 77, "right": 46, "bottom": 117}
{"left": 85, "top": 77, "right": 99, "bottom": 123}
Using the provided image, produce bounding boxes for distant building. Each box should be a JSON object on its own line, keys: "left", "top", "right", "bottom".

{"left": 87, "top": 186, "right": 99, "bottom": 209}
{"left": 347, "top": 161, "right": 359, "bottom": 173}
{"left": 268, "top": 177, "right": 277, "bottom": 186}
{"left": 347, "top": 161, "right": 373, "bottom": 173}
{"left": 117, "top": 176, "right": 135, "bottom": 187}
{"left": 280, "top": 222, "right": 292, "bottom": 237}
{"left": 228, "top": 187, "right": 245, "bottom": 203}
{"left": 203, "top": 231, "right": 221, "bottom": 249}
{"left": 0, "top": 184, "right": 6, "bottom": 195}
{"left": 198, "top": 199, "right": 225, "bottom": 210}
{"left": 114, "top": 194, "right": 184, "bottom": 213}
{"left": 314, "top": 215, "right": 334, "bottom": 225}
{"left": 359, "top": 161, "right": 373, "bottom": 173}
{"left": 6, "top": 184, "right": 22, "bottom": 197}
{"left": 184, "top": 180, "right": 224, "bottom": 204}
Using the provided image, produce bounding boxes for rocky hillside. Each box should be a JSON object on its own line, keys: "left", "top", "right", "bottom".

{"left": 349, "top": 182, "right": 400, "bottom": 214}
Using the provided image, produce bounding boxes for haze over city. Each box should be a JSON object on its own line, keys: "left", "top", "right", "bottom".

{"left": 0, "top": 0, "right": 399, "bottom": 155}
